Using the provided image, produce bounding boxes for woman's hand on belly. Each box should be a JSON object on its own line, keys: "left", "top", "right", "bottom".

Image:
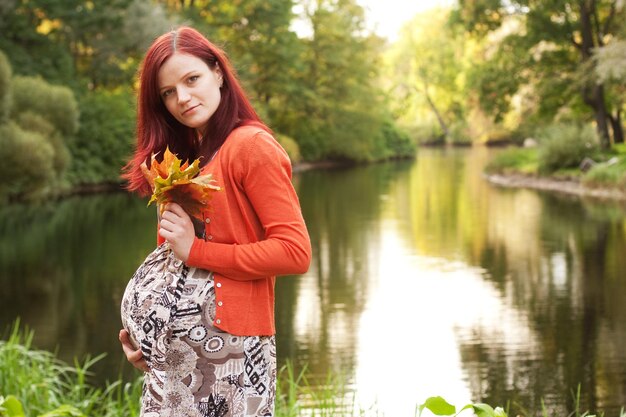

{"left": 159, "top": 202, "right": 195, "bottom": 262}
{"left": 119, "top": 329, "right": 149, "bottom": 372}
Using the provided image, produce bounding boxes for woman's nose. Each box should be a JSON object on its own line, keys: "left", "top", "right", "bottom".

{"left": 177, "top": 87, "right": 191, "bottom": 103}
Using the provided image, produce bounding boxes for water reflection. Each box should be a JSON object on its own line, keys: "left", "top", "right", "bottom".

{"left": 1, "top": 148, "right": 626, "bottom": 416}
{"left": 0, "top": 193, "right": 157, "bottom": 381}
{"left": 276, "top": 162, "right": 413, "bottom": 380}
{"left": 381, "top": 148, "right": 626, "bottom": 416}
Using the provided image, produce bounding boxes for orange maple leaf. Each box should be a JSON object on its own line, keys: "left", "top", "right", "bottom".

{"left": 146, "top": 147, "right": 220, "bottom": 220}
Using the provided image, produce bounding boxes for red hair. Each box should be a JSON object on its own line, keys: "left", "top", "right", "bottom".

{"left": 123, "top": 26, "right": 269, "bottom": 195}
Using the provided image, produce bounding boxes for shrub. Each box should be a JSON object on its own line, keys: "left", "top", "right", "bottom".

{"left": 67, "top": 89, "right": 135, "bottom": 185}
{"left": 536, "top": 123, "right": 599, "bottom": 173}
{"left": 0, "top": 122, "right": 55, "bottom": 202}
{"left": 404, "top": 121, "right": 444, "bottom": 146}
{"left": 14, "top": 111, "right": 71, "bottom": 180}
{"left": 379, "top": 119, "right": 416, "bottom": 158}
{"left": 582, "top": 156, "right": 626, "bottom": 189}
{"left": 0, "top": 50, "right": 10, "bottom": 123}
{"left": 10, "top": 75, "right": 79, "bottom": 136}
{"left": 485, "top": 147, "right": 538, "bottom": 174}
{"left": 447, "top": 121, "right": 472, "bottom": 146}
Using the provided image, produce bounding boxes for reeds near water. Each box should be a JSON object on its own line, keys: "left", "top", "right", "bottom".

{"left": 2, "top": 321, "right": 624, "bottom": 417}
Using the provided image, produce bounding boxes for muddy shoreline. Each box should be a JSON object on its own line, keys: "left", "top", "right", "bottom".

{"left": 484, "top": 173, "right": 626, "bottom": 201}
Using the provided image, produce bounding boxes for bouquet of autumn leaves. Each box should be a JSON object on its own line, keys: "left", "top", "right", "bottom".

{"left": 144, "top": 147, "right": 221, "bottom": 220}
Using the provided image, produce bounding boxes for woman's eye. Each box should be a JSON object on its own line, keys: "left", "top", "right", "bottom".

{"left": 188, "top": 75, "right": 199, "bottom": 83}
{"left": 162, "top": 89, "right": 174, "bottom": 98}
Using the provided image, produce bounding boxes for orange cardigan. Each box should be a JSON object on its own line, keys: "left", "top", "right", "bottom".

{"left": 159, "top": 125, "right": 311, "bottom": 336}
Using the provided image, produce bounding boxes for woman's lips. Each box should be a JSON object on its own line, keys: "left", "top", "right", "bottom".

{"left": 182, "top": 104, "right": 200, "bottom": 115}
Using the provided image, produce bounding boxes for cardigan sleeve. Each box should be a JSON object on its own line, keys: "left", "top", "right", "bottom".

{"left": 186, "top": 131, "right": 312, "bottom": 280}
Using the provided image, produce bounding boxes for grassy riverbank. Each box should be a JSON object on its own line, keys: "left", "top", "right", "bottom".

{"left": 0, "top": 322, "right": 357, "bottom": 417}
{"left": 485, "top": 140, "right": 626, "bottom": 199}
{"left": 1, "top": 323, "right": 623, "bottom": 417}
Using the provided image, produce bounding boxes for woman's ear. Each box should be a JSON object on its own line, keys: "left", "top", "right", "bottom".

{"left": 215, "top": 65, "right": 224, "bottom": 87}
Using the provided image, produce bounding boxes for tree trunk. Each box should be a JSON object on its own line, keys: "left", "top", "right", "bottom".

{"left": 424, "top": 90, "right": 448, "bottom": 139}
{"left": 609, "top": 109, "right": 624, "bottom": 144}
{"left": 414, "top": 82, "right": 448, "bottom": 139}
{"left": 579, "top": 1, "right": 612, "bottom": 149}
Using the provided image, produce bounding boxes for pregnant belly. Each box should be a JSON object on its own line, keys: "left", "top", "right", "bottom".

{"left": 120, "top": 244, "right": 216, "bottom": 365}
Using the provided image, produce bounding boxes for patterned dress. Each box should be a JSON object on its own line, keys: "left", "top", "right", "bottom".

{"left": 121, "top": 243, "right": 276, "bottom": 417}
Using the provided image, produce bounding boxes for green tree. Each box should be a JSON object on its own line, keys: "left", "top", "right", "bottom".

{"left": 202, "top": 0, "right": 300, "bottom": 106}
{"left": 6, "top": 75, "right": 78, "bottom": 192}
{"left": 67, "top": 90, "right": 135, "bottom": 186}
{"left": 0, "top": 123, "right": 56, "bottom": 202}
{"left": 0, "top": 0, "right": 76, "bottom": 86}
{"left": 11, "top": 76, "right": 79, "bottom": 137}
{"left": 289, "top": 0, "right": 390, "bottom": 161}
{"left": 387, "top": 8, "right": 470, "bottom": 144}
{"left": 0, "top": 0, "right": 176, "bottom": 89}
{"left": 452, "top": 0, "right": 625, "bottom": 148}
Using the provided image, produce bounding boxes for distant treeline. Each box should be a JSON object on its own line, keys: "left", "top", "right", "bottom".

{"left": 2, "top": 1, "right": 625, "bottom": 203}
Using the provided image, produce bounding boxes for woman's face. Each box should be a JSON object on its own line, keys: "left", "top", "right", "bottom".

{"left": 157, "top": 52, "right": 222, "bottom": 135}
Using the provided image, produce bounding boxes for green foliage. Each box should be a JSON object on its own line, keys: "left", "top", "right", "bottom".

{"left": 0, "top": 122, "right": 56, "bottom": 202}
{"left": 594, "top": 40, "right": 626, "bottom": 83}
{"left": 275, "top": 134, "right": 302, "bottom": 164}
{"left": 67, "top": 89, "right": 135, "bottom": 186}
{"left": 404, "top": 121, "right": 445, "bottom": 145}
{"left": 7, "top": 76, "right": 76, "bottom": 190}
{"left": 582, "top": 155, "right": 626, "bottom": 189}
{"left": 0, "top": 0, "right": 169, "bottom": 88}
{"left": 466, "top": 38, "right": 528, "bottom": 123}
{"left": 417, "top": 396, "right": 508, "bottom": 417}
{"left": 537, "top": 123, "right": 599, "bottom": 173}
{"left": 377, "top": 119, "right": 416, "bottom": 158}
{"left": 452, "top": 1, "right": 625, "bottom": 148}
{"left": 276, "top": 0, "right": 392, "bottom": 162}
{"left": 485, "top": 147, "right": 538, "bottom": 175}
{"left": 447, "top": 121, "right": 472, "bottom": 146}
{"left": 14, "top": 112, "right": 71, "bottom": 180}
{"left": 388, "top": 8, "right": 470, "bottom": 144}
{"left": 0, "top": 395, "right": 26, "bottom": 417}
{"left": 0, "top": 1, "right": 76, "bottom": 86}
{"left": 0, "top": 321, "right": 142, "bottom": 417}
{"left": 419, "top": 396, "right": 457, "bottom": 416}
{"left": 10, "top": 76, "right": 78, "bottom": 136}
{"left": 122, "top": 0, "right": 178, "bottom": 54}
{"left": 0, "top": 50, "right": 11, "bottom": 123}
{"left": 3, "top": 322, "right": 626, "bottom": 417}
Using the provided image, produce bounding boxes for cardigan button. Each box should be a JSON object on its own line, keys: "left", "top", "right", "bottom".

{"left": 207, "top": 235, "right": 213, "bottom": 240}
{"left": 216, "top": 282, "right": 222, "bottom": 288}
{"left": 217, "top": 301, "right": 223, "bottom": 307}
{"left": 215, "top": 319, "right": 221, "bottom": 325}
{"left": 205, "top": 217, "right": 211, "bottom": 224}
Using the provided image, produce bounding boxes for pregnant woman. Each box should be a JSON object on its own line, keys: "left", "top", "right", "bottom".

{"left": 119, "top": 26, "right": 311, "bottom": 417}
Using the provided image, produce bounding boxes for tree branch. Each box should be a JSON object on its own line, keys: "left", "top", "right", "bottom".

{"left": 590, "top": 0, "right": 605, "bottom": 47}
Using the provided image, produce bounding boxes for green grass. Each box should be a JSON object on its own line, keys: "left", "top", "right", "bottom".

{"left": 0, "top": 321, "right": 357, "bottom": 417}
{"left": 485, "top": 147, "right": 539, "bottom": 175}
{"left": 582, "top": 144, "right": 626, "bottom": 189}
{"left": 0, "top": 320, "right": 142, "bottom": 417}
{"left": 2, "top": 321, "right": 625, "bottom": 417}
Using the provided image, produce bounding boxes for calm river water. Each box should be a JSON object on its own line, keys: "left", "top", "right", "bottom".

{"left": 1, "top": 147, "right": 626, "bottom": 416}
